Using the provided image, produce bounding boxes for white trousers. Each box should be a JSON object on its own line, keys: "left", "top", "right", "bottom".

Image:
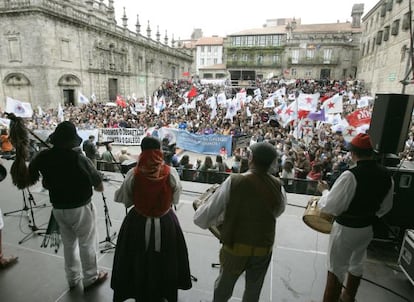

{"left": 0, "top": 208, "right": 4, "bottom": 230}
{"left": 327, "top": 221, "right": 373, "bottom": 283}
{"left": 52, "top": 202, "right": 99, "bottom": 287}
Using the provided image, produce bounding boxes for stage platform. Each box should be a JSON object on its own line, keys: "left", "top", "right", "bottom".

{"left": 0, "top": 159, "right": 413, "bottom": 302}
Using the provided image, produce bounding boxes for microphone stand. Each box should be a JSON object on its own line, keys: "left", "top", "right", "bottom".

{"left": 99, "top": 192, "right": 117, "bottom": 253}
{"left": 18, "top": 188, "right": 47, "bottom": 244}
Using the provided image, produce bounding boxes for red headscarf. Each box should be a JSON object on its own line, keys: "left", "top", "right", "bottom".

{"left": 133, "top": 149, "right": 172, "bottom": 217}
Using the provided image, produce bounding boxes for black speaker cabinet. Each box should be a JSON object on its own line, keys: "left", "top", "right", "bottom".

{"left": 383, "top": 162, "right": 414, "bottom": 229}
{"left": 369, "top": 94, "right": 414, "bottom": 154}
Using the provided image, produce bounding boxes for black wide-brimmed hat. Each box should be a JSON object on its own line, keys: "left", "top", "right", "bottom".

{"left": 49, "top": 121, "right": 82, "bottom": 148}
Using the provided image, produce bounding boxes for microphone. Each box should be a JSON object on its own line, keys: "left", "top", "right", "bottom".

{"left": 97, "top": 140, "right": 114, "bottom": 146}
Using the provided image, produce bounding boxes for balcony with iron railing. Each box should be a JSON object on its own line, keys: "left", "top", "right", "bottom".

{"left": 226, "top": 60, "right": 282, "bottom": 68}
{"left": 287, "top": 56, "right": 340, "bottom": 66}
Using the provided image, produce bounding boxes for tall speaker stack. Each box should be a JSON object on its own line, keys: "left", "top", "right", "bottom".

{"left": 369, "top": 93, "right": 414, "bottom": 155}
{"left": 369, "top": 94, "right": 414, "bottom": 242}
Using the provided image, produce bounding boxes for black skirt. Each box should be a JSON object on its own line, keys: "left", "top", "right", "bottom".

{"left": 111, "top": 207, "right": 192, "bottom": 302}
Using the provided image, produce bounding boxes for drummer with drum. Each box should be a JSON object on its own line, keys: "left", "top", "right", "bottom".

{"left": 316, "top": 133, "right": 394, "bottom": 302}
{"left": 194, "top": 142, "right": 286, "bottom": 302}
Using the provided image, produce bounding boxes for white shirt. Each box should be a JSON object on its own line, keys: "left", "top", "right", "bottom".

{"left": 194, "top": 172, "right": 287, "bottom": 229}
{"left": 318, "top": 170, "right": 394, "bottom": 217}
{"left": 114, "top": 166, "right": 182, "bottom": 208}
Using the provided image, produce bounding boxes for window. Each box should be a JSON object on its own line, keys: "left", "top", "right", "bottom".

{"left": 376, "top": 31, "right": 383, "bottom": 44}
{"left": 8, "top": 38, "right": 22, "bottom": 61}
{"left": 257, "top": 54, "right": 263, "bottom": 65}
{"left": 266, "top": 35, "right": 272, "bottom": 46}
{"left": 305, "top": 70, "right": 312, "bottom": 77}
{"left": 259, "top": 36, "right": 266, "bottom": 46}
{"left": 323, "top": 48, "right": 332, "bottom": 63}
{"left": 272, "top": 54, "right": 280, "bottom": 64}
{"left": 242, "top": 54, "right": 249, "bottom": 61}
{"left": 60, "top": 39, "right": 70, "bottom": 61}
{"left": 201, "top": 46, "right": 205, "bottom": 52}
{"left": 387, "top": 0, "right": 394, "bottom": 11}
{"left": 200, "top": 58, "right": 205, "bottom": 65}
{"left": 291, "top": 68, "right": 297, "bottom": 76}
{"left": 392, "top": 19, "right": 400, "bottom": 35}
{"left": 232, "top": 54, "right": 238, "bottom": 61}
{"left": 247, "top": 36, "right": 254, "bottom": 46}
{"left": 207, "top": 46, "right": 211, "bottom": 53}
{"left": 306, "top": 49, "right": 315, "bottom": 60}
{"left": 384, "top": 26, "right": 390, "bottom": 41}
{"left": 386, "top": 0, "right": 393, "bottom": 11}
{"left": 214, "top": 58, "right": 218, "bottom": 64}
{"left": 402, "top": 13, "right": 411, "bottom": 30}
{"left": 380, "top": 4, "right": 386, "bottom": 17}
{"left": 291, "top": 49, "right": 299, "bottom": 64}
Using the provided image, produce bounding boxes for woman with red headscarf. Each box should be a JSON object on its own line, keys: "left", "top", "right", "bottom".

{"left": 111, "top": 136, "right": 192, "bottom": 302}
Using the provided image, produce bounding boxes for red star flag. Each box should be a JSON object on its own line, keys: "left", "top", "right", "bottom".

{"left": 322, "top": 93, "right": 343, "bottom": 114}
{"left": 6, "top": 96, "right": 33, "bottom": 118}
{"left": 297, "top": 93, "right": 319, "bottom": 111}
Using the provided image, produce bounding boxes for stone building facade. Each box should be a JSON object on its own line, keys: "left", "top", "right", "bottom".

{"left": 357, "top": 0, "right": 414, "bottom": 95}
{"left": 225, "top": 4, "right": 364, "bottom": 86}
{"left": 0, "top": 0, "right": 192, "bottom": 109}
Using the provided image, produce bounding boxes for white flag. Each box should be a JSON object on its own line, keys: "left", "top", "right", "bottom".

{"left": 78, "top": 92, "right": 89, "bottom": 104}
{"left": 322, "top": 94, "right": 343, "bottom": 114}
{"left": 37, "top": 106, "right": 44, "bottom": 116}
{"left": 58, "top": 103, "right": 64, "bottom": 122}
{"left": 6, "top": 97, "right": 33, "bottom": 118}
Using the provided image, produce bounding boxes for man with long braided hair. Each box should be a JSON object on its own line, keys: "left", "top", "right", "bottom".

{"left": 111, "top": 136, "right": 192, "bottom": 302}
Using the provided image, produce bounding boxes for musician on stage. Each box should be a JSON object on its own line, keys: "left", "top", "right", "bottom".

{"left": 317, "top": 133, "right": 394, "bottom": 302}
{"left": 28, "top": 121, "right": 107, "bottom": 291}
{"left": 194, "top": 142, "right": 286, "bottom": 302}
{"left": 111, "top": 136, "right": 192, "bottom": 302}
{"left": 0, "top": 159, "right": 18, "bottom": 269}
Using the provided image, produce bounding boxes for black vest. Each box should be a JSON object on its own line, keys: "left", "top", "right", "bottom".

{"left": 336, "top": 160, "right": 392, "bottom": 228}
{"left": 35, "top": 148, "right": 93, "bottom": 209}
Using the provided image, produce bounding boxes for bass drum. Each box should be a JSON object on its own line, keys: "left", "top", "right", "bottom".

{"left": 0, "top": 164, "right": 7, "bottom": 182}
{"left": 302, "top": 196, "right": 334, "bottom": 234}
{"left": 193, "top": 184, "right": 222, "bottom": 240}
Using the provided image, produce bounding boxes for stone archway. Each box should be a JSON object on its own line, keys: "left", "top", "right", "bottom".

{"left": 3, "top": 73, "right": 31, "bottom": 102}
{"left": 58, "top": 74, "right": 81, "bottom": 106}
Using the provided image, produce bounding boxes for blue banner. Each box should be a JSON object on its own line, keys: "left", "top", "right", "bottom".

{"left": 176, "top": 131, "right": 232, "bottom": 156}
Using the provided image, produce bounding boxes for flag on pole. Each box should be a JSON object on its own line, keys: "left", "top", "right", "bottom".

{"left": 78, "top": 92, "right": 89, "bottom": 104}
{"left": 6, "top": 97, "right": 33, "bottom": 118}
{"left": 37, "top": 106, "right": 44, "bottom": 116}
{"left": 58, "top": 103, "right": 64, "bottom": 122}
{"left": 187, "top": 86, "right": 198, "bottom": 99}
{"left": 322, "top": 94, "right": 343, "bottom": 114}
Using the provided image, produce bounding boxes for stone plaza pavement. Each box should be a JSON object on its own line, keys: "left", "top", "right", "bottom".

{"left": 0, "top": 157, "right": 413, "bottom": 302}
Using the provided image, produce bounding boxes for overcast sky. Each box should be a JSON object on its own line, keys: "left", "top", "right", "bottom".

{"left": 114, "top": 0, "right": 380, "bottom": 40}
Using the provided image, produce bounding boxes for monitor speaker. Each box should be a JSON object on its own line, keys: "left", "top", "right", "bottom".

{"left": 369, "top": 94, "right": 414, "bottom": 154}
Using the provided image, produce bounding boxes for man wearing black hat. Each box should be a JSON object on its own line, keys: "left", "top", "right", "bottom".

{"left": 194, "top": 142, "right": 286, "bottom": 302}
{"left": 28, "top": 121, "right": 107, "bottom": 291}
{"left": 317, "top": 133, "right": 394, "bottom": 302}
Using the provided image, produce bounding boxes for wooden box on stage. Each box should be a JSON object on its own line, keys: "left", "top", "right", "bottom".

{"left": 398, "top": 229, "right": 414, "bottom": 285}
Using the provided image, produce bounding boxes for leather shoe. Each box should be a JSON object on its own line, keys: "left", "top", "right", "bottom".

{"left": 0, "top": 255, "right": 18, "bottom": 269}
{"left": 84, "top": 271, "right": 108, "bottom": 292}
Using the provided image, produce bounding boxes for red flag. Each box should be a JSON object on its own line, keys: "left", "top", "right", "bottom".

{"left": 116, "top": 95, "right": 127, "bottom": 108}
{"left": 298, "top": 110, "right": 310, "bottom": 119}
{"left": 187, "top": 87, "right": 198, "bottom": 99}
{"left": 182, "top": 71, "right": 190, "bottom": 77}
{"left": 346, "top": 108, "right": 371, "bottom": 127}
